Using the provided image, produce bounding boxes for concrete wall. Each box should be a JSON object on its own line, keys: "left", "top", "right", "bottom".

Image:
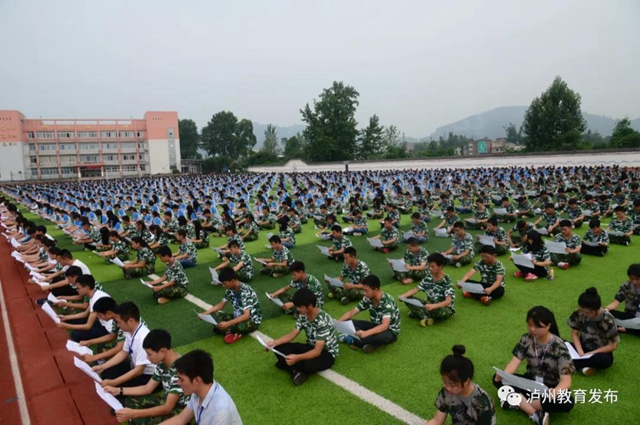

{"left": 248, "top": 151, "right": 640, "bottom": 173}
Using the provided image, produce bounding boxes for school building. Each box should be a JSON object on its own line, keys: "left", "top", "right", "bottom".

{"left": 0, "top": 110, "right": 181, "bottom": 182}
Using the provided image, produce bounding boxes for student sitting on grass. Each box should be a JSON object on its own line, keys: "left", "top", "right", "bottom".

{"left": 172, "top": 229, "right": 197, "bottom": 268}
{"left": 466, "top": 200, "right": 490, "bottom": 231}
{"left": 216, "top": 224, "right": 245, "bottom": 259}
{"left": 566, "top": 198, "right": 585, "bottom": 229}
{"left": 440, "top": 221, "right": 474, "bottom": 268}
{"left": 551, "top": 220, "right": 582, "bottom": 270}
{"left": 122, "top": 237, "right": 156, "bottom": 279}
{"left": 93, "top": 302, "right": 156, "bottom": 393}
{"left": 493, "top": 306, "right": 575, "bottom": 425}
{"left": 507, "top": 220, "right": 535, "bottom": 249}
{"left": 189, "top": 220, "right": 210, "bottom": 249}
{"left": 435, "top": 207, "right": 460, "bottom": 233}
{"left": 458, "top": 245, "right": 505, "bottom": 306}
{"left": 287, "top": 208, "right": 303, "bottom": 233}
{"left": 148, "top": 225, "right": 169, "bottom": 251}
{"left": 213, "top": 240, "right": 254, "bottom": 282}
{"left": 425, "top": 345, "right": 496, "bottom": 425}
{"left": 567, "top": 287, "right": 618, "bottom": 377}
{"left": 406, "top": 212, "right": 428, "bottom": 243}
{"left": 256, "top": 235, "right": 295, "bottom": 278}
{"left": 605, "top": 263, "right": 640, "bottom": 336}
{"left": 533, "top": 203, "right": 561, "bottom": 235}
{"left": 266, "top": 288, "right": 339, "bottom": 386}
{"left": 325, "top": 246, "right": 370, "bottom": 305}
{"left": 239, "top": 214, "right": 260, "bottom": 242}
{"left": 105, "top": 329, "right": 187, "bottom": 424}
{"left": 392, "top": 237, "right": 428, "bottom": 285}
{"left": 278, "top": 217, "right": 296, "bottom": 249}
{"left": 581, "top": 218, "right": 610, "bottom": 257}
{"left": 156, "top": 349, "right": 242, "bottom": 425}
{"left": 476, "top": 217, "right": 508, "bottom": 256}
{"left": 147, "top": 246, "right": 189, "bottom": 305}
{"left": 337, "top": 274, "right": 401, "bottom": 353}
{"left": 327, "top": 225, "right": 352, "bottom": 261}
{"left": 607, "top": 206, "right": 634, "bottom": 245}
{"left": 399, "top": 253, "right": 455, "bottom": 326}
{"left": 56, "top": 274, "right": 112, "bottom": 342}
{"left": 98, "top": 231, "right": 130, "bottom": 264}
{"left": 269, "top": 261, "right": 324, "bottom": 318}
{"left": 370, "top": 216, "right": 399, "bottom": 253}
{"left": 343, "top": 209, "right": 368, "bottom": 236}
{"left": 512, "top": 230, "right": 553, "bottom": 282}
{"left": 201, "top": 267, "right": 262, "bottom": 344}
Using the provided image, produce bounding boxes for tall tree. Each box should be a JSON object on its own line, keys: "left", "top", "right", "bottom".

{"left": 261, "top": 124, "right": 278, "bottom": 156}
{"left": 178, "top": 119, "right": 202, "bottom": 159}
{"left": 503, "top": 122, "right": 522, "bottom": 145}
{"left": 383, "top": 125, "right": 401, "bottom": 147}
{"left": 283, "top": 133, "right": 305, "bottom": 160}
{"left": 522, "top": 76, "right": 586, "bottom": 152}
{"left": 200, "top": 111, "right": 257, "bottom": 160}
{"left": 357, "top": 115, "right": 385, "bottom": 159}
{"left": 300, "top": 81, "right": 359, "bottom": 162}
{"left": 610, "top": 118, "right": 640, "bottom": 148}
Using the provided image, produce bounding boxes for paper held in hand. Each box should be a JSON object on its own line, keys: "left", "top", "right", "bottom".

{"left": 545, "top": 241, "right": 567, "bottom": 254}
{"left": 366, "top": 237, "right": 384, "bottom": 248}
{"left": 66, "top": 340, "right": 93, "bottom": 356}
{"left": 402, "top": 231, "right": 414, "bottom": 241}
{"left": 41, "top": 302, "right": 60, "bottom": 323}
{"left": 615, "top": 317, "right": 640, "bottom": 330}
{"left": 534, "top": 227, "right": 548, "bottom": 235}
{"left": 582, "top": 240, "right": 599, "bottom": 247}
{"left": 140, "top": 278, "right": 154, "bottom": 288}
{"left": 94, "top": 381, "right": 123, "bottom": 411}
{"left": 458, "top": 281, "right": 486, "bottom": 294}
{"left": 332, "top": 320, "right": 360, "bottom": 339}
{"left": 73, "top": 356, "right": 102, "bottom": 382}
{"left": 343, "top": 227, "right": 354, "bottom": 233}
{"left": 512, "top": 253, "right": 535, "bottom": 269}
{"left": 266, "top": 292, "right": 284, "bottom": 307}
{"left": 194, "top": 309, "right": 218, "bottom": 325}
{"left": 477, "top": 235, "right": 495, "bottom": 247}
{"left": 493, "top": 208, "right": 508, "bottom": 215}
{"left": 434, "top": 228, "right": 449, "bottom": 238}
{"left": 398, "top": 296, "right": 424, "bottom": 308}
{"left": 493, "top": 366, "right": 548, "bottom": 393}
{"left": 47, "top": 292, "right": 61, "bottom": 304}
{"left": 316, "top": 245, "right": 333, "bottom": 257}
{"left": 324, "top": 274, "right": 344, "bottom": 288}
{"left": 564, "top": 341, "right": 593, "bottom": 360}
{"left": 388, "top": 259, "right": 408, "bottom": 273}
{"left": 256, "top": 334, "right": 286, "bottom": 357}
{"left": 254, "top": 257, "right": 269, "bottom": 266}
{"left": 209, "top": 267, "right": 221, "bottom": 285}
{"left": 110, "top": 257, "right": 125, "bottom": 268}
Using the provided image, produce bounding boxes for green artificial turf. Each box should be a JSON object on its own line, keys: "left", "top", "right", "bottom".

{"left": 13, "top": 202, "right": 640, "bottom": 425}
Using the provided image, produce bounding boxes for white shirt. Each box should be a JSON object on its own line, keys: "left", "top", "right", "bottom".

{"left": 89, "top": 289, "right": 112, "bottom": 331}
{"left": 123, "top": 323, "right": 156, "bottom": 375}
{"left": 187, "top": 382, "right": 242, "bottom": 425}
{"left": 72, "top": 259, "right": 91, "bottom": 275}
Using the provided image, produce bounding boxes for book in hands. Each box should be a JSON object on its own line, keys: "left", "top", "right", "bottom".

{"left": 564, "top": 341, "right": 593, "bottom": 360}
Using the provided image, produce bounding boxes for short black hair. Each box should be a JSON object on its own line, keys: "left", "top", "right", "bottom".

{"left": 343, "top": 246, "right": 356, "bottom": 257}
{"left": 427, "top": 252, "right": 446, "bottom": 266}
{"left": 559, "top": 219, "right": 572, "bottom": 228}
{"left": 480, "top": 245, "right": 497, "bottom": 255}
{"left": 142, "top": 329, "right": 172, "bottom": 352}
{"left": 292, "top": 288, "right": 317, "bottom": 308}
{"left": 289, "top": 261, "right": 305, "bottom": 273}
{"left": 589, "top": 218, "right": 601, "bottom": 228}
{"left": 65, "top": 265, "right": 83, "bottom": 277}
{"left": 269, "top": 234, "right": 282, "bottom": 244}
{"left": 115, "top": 301, "right": 140, "bottom": 322}
{"left": 93, "top": 297, "right": 117, "bottom": 314}
{"left": 156, "top": 245, "right": 172, "bottom": 258}
{"left": 76, "top": 274, "right": 96, "bottom": 290}
{"left": 361, "top": 274, "right": 381, "bottom": 290}
{"left": 331, "top": 224, "right": 342, "bottom": 233}
{"left": 174, "top": 349, "right": 214, "bottom": 384}
{"left": 218, "top": 267, "right": 237, "bottom": 282}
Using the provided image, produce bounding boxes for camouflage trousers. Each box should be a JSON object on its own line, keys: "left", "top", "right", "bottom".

{"left": 123, "top": 264, "right": 155, "bottom": 278}
{"left": 445, "top": 255, "right": 472, "bottom": 267}
{"left": 258, "top": 223, "right": 275, "bottom": 229}
{"left": 212, "top": 311, "right": 259, "bottom": 335}
{"left": 105, "top": 252, "right": 130, "bottom": 262}
{"left": 393, "top": 269, "right": 427, "bottom": 282}
{"left": 125, "top": 395, "right": 183, "bottom": 425}
{"left": 475, "top": 242, "right": 508, "bottom": 256}
{"left": 236, "top": 268, "right": 254, "bottom": 282}
{"left": 194, "top": 240, "right": 210, "bottom": 249}
{"left": 300, "top": 217, "right": 308, "bottom": 224}
{"left": 551, "top": 253, "right": 582, "bottom": 266}
{"left": 609, "top": 233, "right": 631, "bottom": 245}
{"left": 406, "top": 296, "right": 454, "bottom": 321}
{"left": 328, "top": 285, "right": 363, "bottom": 303}
{"left": 153, "top": 285, "right": 188, "bottom": 300}
{"left": 243, "top": 233, "right": 259, "bottom": 242}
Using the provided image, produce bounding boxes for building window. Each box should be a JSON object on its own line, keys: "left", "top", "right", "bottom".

{"left": 30, "top": 168, "right": 38, "bottom": 176}
{"left": 122, "top": 165, "right": 137, "bottom": 172}
{"left": 58, "top": 131, "right": 75, "bottom": 138}
{"left": 40, "top": 168, "right": 59, "bottom": 176}
{"left": 59, "top": 143, "right": 75, "bottom": 151}
{"left": 121, "top": 142, "right": 135, "bottom": 150}
{"left": 103, "top": 143, "right": 118, "bottom": 150}
{"left": 105, "top": 165, "right": 120, "bottom": 173}
{"left": 139, "top": 164, "right": 146, "bottom": 171}
{"left": 38, "top": 143, "right": 55, "bottom": 151}
{"left": 28, "top": 143, "right": 35, "bottom": 151}
{"left": 36, "top": 131, "right": 55, "bottom": 139}
{"left": 136, "top": 132, "right": 145, "bottom": 138}
{"left": 27, "top": 132, "right": 35, "bottom": 139}
{"left": 81, "top": 155, "right": 98, "bottom": 163}
{"left": 118, "top": 131, "right": 134, "bottom": 138}
{"left": 30, "top": 157, "right": 37, "bottom": 164}
{"left": 79, "top": 143, "right": 98, "bottom": 150}
{"left": 78, "top": 131, "right": 98, "bottom": 138}
{"left": 61, "top": 167, "right": 76, "bottom": 175}
{"left": 104, "top": 154, "right": 116, "bottom": 161}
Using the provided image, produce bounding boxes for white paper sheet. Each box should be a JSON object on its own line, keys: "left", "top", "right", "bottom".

{"left": 41, "top": 302, "right": 60, "bottom": 323}
{"left": 324, "top": 274, "right": 344, "bottom": 288}
{"left": 493, "top": 208, "right": 507, "bottom": 215}
{"left": 582, "top": 209, "right": 593, "bottom": 217}
{"left": 398, "top": 296, "right": 424, "bottom": 308}
{"left": 209, "top": 267, "right": 221, "bottom": 285}
{"left": 316, "top": 245, "right": 333, "bottom": 257}
{"left": 608, "top": 230, "right": 625, "bottom": 237}
{"left": 256, "top": 334, "right": 286, "bottom": 357}
{"left": 316, "top": 232, "right": 332, "bottom": 240}
{"left": 366, "top": 237, "right": 384, "bottom": 248}
{"left": 493, "top": 367, "right": 548, "bottom": 392}
{"left": 266, "top": 233, "right": 274, "bottom": 240}
{"left": 431, "top": 210, "right": 443, "bottom": 218}
{"left": 478, "top": 235, "right": 496, "bottom": 247}
{"left": 492, "top": 195, "right": 503, "bottom": 202}
{"left": 545, "top": 241, "right": 567, "bottom": 254}
{"left": 66, "top": 340, "right": 93, "bottom": 356}
{"left": 212, "top": 247, "right": 226, "bottom": 255}
{"left": 512, "top": 253, "right": 535, "bottom": 269}
{"left": 564, "top": 341, "right": 593, "bottom": 360}
{"left": 465, "top": 218, "right": 477, "bottom": 224}
{"left": 332, "top": 320, "right": 360, "bottom": 339}
{"left": 402, "top": 231, "right": 414, "bottom": 241}
{"left": 534, "top": 227, "right": 548, "bottom": 235}
{"left": 254, "top": 257, "right": 269, "bottom": 266}
{"left": 434, "top": 228, "right": 449, "bottom": 238}
{"left": 47, "top": 293, "right": 61, "bottom": 304}
{"left": 343, "top": 227, "right": 354, "bottom": 233}
{"left": 73, "top": 356, "right": 102, "bottom": 382}
{"left": 509, "top": 247, "right": 522, "bottom": 252}
{"left": 140, "top": 278, "right": 154, "bottom": 288}
{"left": 266, "top": 292, "right": 284, "bottom": 307}
{"left": 94, "top": 381, "right": 122, "bottom": 410}
{"left": 458, "top": 281, "right": 486, "bottom": 294}
{"left": 194, "top": 309, "right": 218, "bottom": 325}
{"left": 110, "top": 257, "right": 125, "bottom": 268}
{"left": 388, "top": 259, "right": 408, "bottom": 273}
{"left": 615, "top": 317, "right": 640, "bottom": 330}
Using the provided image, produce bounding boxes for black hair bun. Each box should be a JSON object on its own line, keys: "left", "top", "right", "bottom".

{"left": 452, "top": 345, "right": 466, "bottom": 356}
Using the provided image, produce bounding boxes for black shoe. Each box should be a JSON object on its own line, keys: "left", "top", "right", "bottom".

{"left": 500, "top": 399, "right": 520, "bottom": 411}
{"left": 260, "top": 268, "right": 272, "bottom": 275}
{"left": 292, "top": 371, "right": 308, "bottom": 386}
{"left": 362, "top": 344, "right": 378, "bottom": 354}
{"left": 36, "top": 298, "right": 48, "bottom": 306}
{"left": 340, "top": 297, "right": 351, "bottom": 306}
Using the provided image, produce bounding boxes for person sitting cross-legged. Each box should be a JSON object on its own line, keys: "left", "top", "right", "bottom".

{"left": 269, "top": 261, "right": 324, "bottom": 318}
{"left": 147, "top": 246, "right": 189, "bottom": 305}
{"left": 458, "top": 245, "right": 505, "bottom": 306}
{"left": 392, "top": 237, "right": 428, "bottom": 285}
{"left": 551, "top": 220, "right": 582, "bottom": 270}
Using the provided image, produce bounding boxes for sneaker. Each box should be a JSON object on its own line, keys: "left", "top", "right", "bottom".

{"left": 582, "top": 367, "right": 596, "bottom": 377}
{"left": 546, "top": 269, "right": 555, "bottom": 281}
{"left": 157, "top": 297, "right": 170, "bottom": 304}
{"left": 381, "top": 248, "right": 390, "bottom": 254}
{"left": 525, "top": 273, "right": 538, "bottom": 281}
{"left": 223, "top": 333, "right": 242, "bottom": 344}
{"left": 36, "top": 298, "right": 48, "bottom": 306}
{"left": 340, "top": 297, "right": 351, "bottom": 306}
{"left": 455, "top": 262, "right": 462, "bottom": 268}
{"left": 338, "top": 335, "right": 355, "bottom": 345}
{"left": 480, "top": 296, "right": 492, "bottom": 306}
{"left": 514, "top": 270, "right": 524, "bottom": 278}
{"left": 362, "top": 344, "right": 378, "bottom": 354}
{"left": 419, "top": 318, "right": 434, "bottom": 327}
{"left": 531, "top": 410, "right": 549, "bottom": 425}
{"left": 558, "top": 262, "right": 569, "bottom": 270}
{"left": 292, "top": 371, "right": 309, "bottom": 386}
{"left": 462, "top": 291, "right": 472, "bottom": 298}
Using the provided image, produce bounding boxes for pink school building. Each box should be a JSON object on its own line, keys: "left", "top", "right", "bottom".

{"left": 0, "top": 111, "right": 181, "bottom": 182}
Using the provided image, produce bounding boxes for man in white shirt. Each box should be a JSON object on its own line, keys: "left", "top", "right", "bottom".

{"left": 56, "top": 275, "right": 111, "bottom": 342}
{"left": 159, "top": 349, "right": 242, "bottom": 425}
{"left": 93, "top": 302, "right": 156, "bottom": 392}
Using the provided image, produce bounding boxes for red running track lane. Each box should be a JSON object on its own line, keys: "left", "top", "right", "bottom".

{"left": 0, "top": 241, "right": 117, "bottom": 425}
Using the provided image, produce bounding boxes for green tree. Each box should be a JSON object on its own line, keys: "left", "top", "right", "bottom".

{"left": 522, "top": 76, "right": 586, "bottom": 152}
{"left": 300, "top": 81, "right": 359, "bottom": 162}
{"left": 610, "top": 118, "right": 640, "bottom": 148}
{"left": 178, "top": 119, "right": 202, "bottom": 159}
{"left": 383, "top": 125, "right": 401, "bottom": 147}
{"left": 503, "top": 122, "right": 522, "bottom": 145}
{"left": 357, "top": 114, "right": 385, "bottom": 159}
{"left": 262, "top": 124, "right": 278, "bottom": 156}
{"left": 201, "top": 111, "right": 257, "bottom": 160}
{"left": 283, "top": 133, "right": 305, "bottom": 159}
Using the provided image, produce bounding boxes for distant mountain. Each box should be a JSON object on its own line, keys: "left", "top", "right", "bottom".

{"left": 252, "top": 123, "right": 306, "bottom": 149}
{"left": 425, "top": 106, "right": 640, "bottom": 141}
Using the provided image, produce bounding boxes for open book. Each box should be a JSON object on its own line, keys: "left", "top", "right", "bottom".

{"left": 388, "top": 259, "right": 408, "bottom": 273}
{"left": 564, "top": 341, "right": 593, "bottom": 360}
{"left": 266, "top": 292, "right": 284, "bottom": 307}
{"left": 398, "top": 296, "right": 424, "bottom": 308}
{"left": 367, "top": 237, "right": 384, "bottom": 248}
{"left": 324, "top": 274, "right": 344, "bottom": 288}
{"left": 194, "top": 309, "right": 218, "bottom": 325}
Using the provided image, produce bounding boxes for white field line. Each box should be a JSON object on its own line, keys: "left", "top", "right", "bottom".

{"left": 148, "top": 274, "right": 425, "bottom": 425}
{"left": 0, "top": 277, "right": 32, "bottom": 425}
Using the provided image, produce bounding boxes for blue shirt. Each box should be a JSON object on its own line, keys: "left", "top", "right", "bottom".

{"left": 187, "top": 382, "right": 242, "bottom": 425}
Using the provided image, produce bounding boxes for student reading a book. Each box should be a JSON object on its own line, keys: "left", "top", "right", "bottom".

{"left": 173, "top": 229, "right": 198, "bottom": 268}
{"left": 425, "top": 345, "right": 496, "bottom": 425}
{"left": 604, "top": 263, "right": 640, "bottom": 336}
{"left": 327, "top": 225, "right": 352, "bottom": 261}
{"left": 513, "top": 231, "right": 553, "bottom": 282}
{"left": 122, "top": 237, "right": 156, "bottom": 279}
{"left": 97, "top": 231, "right": 131, "bottom": 264}
{"left": 459, "top": 245, "right": 505, "bottom": 306}
{"left": 440, "top": 221, "right": 474, "bottom": 268}
{"left": 337, "top": 274, "right": 401, "bottom": 353}
{"left": 256, "top": 235, "right": 295, "bottom": 278}
{"left": 202, "top": 267, "right": 262, "bottom": 345}
{"left": 551, "top": 220, "right": 582, "bottom": 270}
{"left": 105, "top": 329, "right": 187, "bottom": 424}
{"left": 79, "top": 297, "right": 126, "bottom": 365}
{"left": 325, "top": 246, "right": 370, "bottom": 306}
{"left": 581, "top": 218, "right": 610, "bottom": 257}
{"left": 607, "top": 206, "right": 634, "bottom": 245}
{"left": 399, "top": 253, "right": 455, "bottom": 326}
{"left": 213, "top": 240, "right": 254, "bottom": 282}
{"left": 57, "top": 275, "right": 112, "bottom": 342}
{"left": 370, "top": 216, "right": 399, "bottom": 253}
{"left": 493, "top": 306, "right": 575, "bottom": 425}
{"left": 392, "top": 237, "right": 428, "bottom": 285}
{"left": 266, "top": 288, "right": 339, "bottom": 386}
{"left": 566, "top": 287, "right": 618, "bottom": 377}
{"left": 533, "top": 203, "right": 561, "bottom": 235}
{"left": 269, "top": 261, "right": 324, "bottom": 317}
{"left": 147, "top": 246, "right": 189, "bottom": 305}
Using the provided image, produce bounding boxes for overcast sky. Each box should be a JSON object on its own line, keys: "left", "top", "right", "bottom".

{"left": 1, "top": 0, "right": 638, "bottom": 137}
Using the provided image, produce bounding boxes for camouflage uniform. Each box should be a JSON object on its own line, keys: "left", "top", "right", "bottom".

{"left": 509, "top": 221, "right": 534, "bottom": 246}
{"left": 350, "top": 292, "right": 401, "bottom": 348}
{"left": 269, "top": 246, "right": 295, "bottom": 274}
{"left": 242, "top": 221, "right": 260, "bottom": 242}
{"left": 278, "top": 274, "right": 325, "bottom": 313}
{"left": 567, "top": 206, "right": 584, "bottom": 228}
{"left": 330, "top": 260, "right": 370, "bottom": 302}
{"left": 551, "top": 233, "right": 582, "bottom": 266}
{"left": 581, "top": 229, "right": 609, "bottom": 256}
{"left": 279, "top": 227, "right": 296, "bottom": 247}
{"left": 467, "top": 260, "right": 506, "bottom": 300}
{"left": 608, "top": 217, "right": 633, "bottom": 244}
{"left": 467, "top": 209, "right": 489, "bottom": 230}
{"left": 229, "top": 251, "right": 254, "bottom": 282}
{"left": 153, "top": 260, "right": 188, "bottom": 300}
{"left": 178, "top": 240, "right": 198, "bottom": 265}
{"left": 566, "top": 309, "right": 619, "bottom": 370}
{"left": 541, "top": 211, "right": 561, "bottom": 234}
{"left": 447, "top": 233, "right": 475, "bottom": 266}
{"left": 476, "top": 227, "right": 508, "bottom": 256}
{"left": 213, "top": 283, "right": 262, "bottom": 335}
{"left": 378, "top": 226, "right": 399, "bottom": 251}
{"left": 393, "top": 247, "right": 429, "bottom": 281}
{"left": 434, "top": 385, "right": 496, "bottom": 425}
{"left": 330, "top": 235, "right": 352, "bottom": 260}
{"left": 406, "top": 274, "right": 455, "bottom": 321}
{"left": 124, "top": 247, "right": 156, "bottom": 278}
